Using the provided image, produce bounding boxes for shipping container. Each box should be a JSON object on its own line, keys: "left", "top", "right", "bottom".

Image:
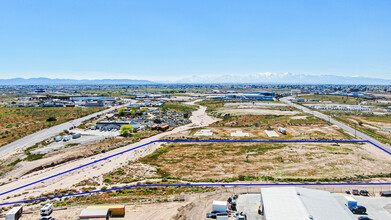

{"left": 159, "top": 125, "right": 170, "bottom": 131}
{"left": 5, "top": 206, "right": 23, "bottom": 220}
{"left": 212, "top": 201, "right": 228, "bottom": 213}
{"left": 87, "top": 205, "right": 125, "bottom": 217}
{"left": 79, "top": 208, "right": 109, "bottom": 219}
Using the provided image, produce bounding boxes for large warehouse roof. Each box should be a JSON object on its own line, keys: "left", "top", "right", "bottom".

{"left": 261, "top": 187, "right": 352, "bottom": 220}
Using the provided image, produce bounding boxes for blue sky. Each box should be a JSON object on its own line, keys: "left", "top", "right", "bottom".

{"left": 0, "top": 0, "right": 390, "bottom": 80}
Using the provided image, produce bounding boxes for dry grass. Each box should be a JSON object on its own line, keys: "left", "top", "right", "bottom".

{"left": 0, "top": 107, "right": 105, "bottom": 147}
{"left": 138, "top": 142, "right": 391, "bottom": 181}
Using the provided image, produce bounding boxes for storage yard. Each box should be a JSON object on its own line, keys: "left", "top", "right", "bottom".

{"left": 8, "top": 184, "right": 391, "bottom": 220}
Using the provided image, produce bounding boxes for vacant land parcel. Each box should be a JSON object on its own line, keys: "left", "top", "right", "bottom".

{"left": 137, "top": 141, "right": 391, "bottom": 182}
{"left": 171, "top": 100, "right": 352, "bottom": 140}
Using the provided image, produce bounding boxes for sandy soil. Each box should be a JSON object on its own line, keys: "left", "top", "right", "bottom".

{"left": 218, "top": 107, "right": 300, "bottom": 116}
{"left": 168, "top": 125, "right": 349, "bottom": 141}
{"left": 0, "top": 101, "right": 219, "bottom": 204}
{"left": 138, "top": 142, "right": 391, "bottom": 180}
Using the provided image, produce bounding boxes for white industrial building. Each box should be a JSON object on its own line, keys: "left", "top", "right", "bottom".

{"left": 304, "top": 104, "right": 372, "bottom": 112}
{"left": 261, "top": 187, "right": 352, "bottom": 220}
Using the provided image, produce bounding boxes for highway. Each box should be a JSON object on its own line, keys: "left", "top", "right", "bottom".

{"left": 281, "top": 97, "right": 391, "bottom": 153}
{"left": 0, "top": 103, "right": 129, "bottom": 157}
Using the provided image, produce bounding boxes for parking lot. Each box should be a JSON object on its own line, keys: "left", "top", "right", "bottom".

{"left": 236, "top": 193, "right": 261, "bottom": 220}
{"left": 334, "top": 193, "right": 391, "bottom": 220}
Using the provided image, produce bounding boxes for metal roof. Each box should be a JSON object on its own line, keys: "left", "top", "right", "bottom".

{"left": 261, "top": 187, "right": 352, "bottom": 220}
{"left": 79, "top": 208, "right": 109, "bottom": 218}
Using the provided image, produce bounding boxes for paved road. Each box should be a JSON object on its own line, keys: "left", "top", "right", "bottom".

{"left": 0, "top": 103, "right": 129, "bottom": 157}
{"left": 281, "top": 97, "right": 391, "bottom": 153}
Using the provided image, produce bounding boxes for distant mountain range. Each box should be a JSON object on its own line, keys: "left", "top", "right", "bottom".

{"left": 175, "top": 72, "right": 391, "bottom": 85}
{"left": 0, "top": 77, "right": 154, "bottom": 85}
{"left": 0, "top": 73, "right": 390, "bottom": 85}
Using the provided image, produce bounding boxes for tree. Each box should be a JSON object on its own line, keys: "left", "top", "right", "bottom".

{"left": 120, "top": 125, "right": 133, "bottom": 137}
{"left": 131, "top": 106, "right": 138, "bottom": 111}
{"left": 118, "top": 107, "right": 125, "bottom": 116}
{"left": 140, "top": 108, "right": 149, "bottom": 114}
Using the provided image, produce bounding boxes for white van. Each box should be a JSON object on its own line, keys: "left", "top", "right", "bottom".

{"left": 40, "top": 203, "right": 54, "bottom": 216}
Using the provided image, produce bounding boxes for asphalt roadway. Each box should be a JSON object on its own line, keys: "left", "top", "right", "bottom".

{"left": 0, "top": 103, "right": 129, "bottom": 157}
{"left": 281, "top": 97, "right": 391, "bottom": 153}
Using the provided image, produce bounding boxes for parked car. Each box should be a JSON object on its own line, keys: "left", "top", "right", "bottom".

{"left": 360, "top": 190, "right": 369, "bottom": 196}
{"left": 380, "top": 191, "right": 391, "bottom": 197}
{"left": 358, "top": 217, "right": 373, "bottom": 220}
{"left": 206, "top": 213, "right": 216, "bottom": 218}
{"left": 350, "top": 206, "right": 367, "bottom": 214}
{"left": 352, "top": 189, "right": 359, "bottom": 195}
{"left": 345, "top": 190, "right": 351, "bottom": 194}
{"left": 39, "top": 216, "right": 58, "bottom": 220}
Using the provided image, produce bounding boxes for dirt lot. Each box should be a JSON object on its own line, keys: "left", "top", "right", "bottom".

{"left": 167, "top": 124, "right": 349, "bottom": 140}
{"left": 217, "top": 106, "right": 301, "bottom": 116}
{"left": 137, "top": 142, "right": 391, "bottom": 181}
{"left": 17, "top": 184, "right": 391, "bottom": 220}
{"left": 345, "top": 114, "right": 391, "bottom": 140}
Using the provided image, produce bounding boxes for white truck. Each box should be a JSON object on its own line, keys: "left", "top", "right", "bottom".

{"left": 6, "top": 206, "right": 23, "bottom": 220}
{"left": 40, "top": 203, "right": 54, "bottom": 216}
{"left": 278, "top": 127, "right": 287, "bottom": 135}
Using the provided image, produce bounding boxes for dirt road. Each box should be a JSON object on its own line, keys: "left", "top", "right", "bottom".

{"left": 0, "top": 101, "right": 218, "bottom": 203}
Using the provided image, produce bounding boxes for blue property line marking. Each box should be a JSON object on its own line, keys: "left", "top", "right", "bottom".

{"left": 1, "top": 139, "right": 390, "bottom": 206}
{"left": 2, "top": 182, "right": 391, "bottom": 206}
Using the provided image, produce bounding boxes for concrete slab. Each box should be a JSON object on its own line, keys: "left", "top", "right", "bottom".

{"left": 265, "top": 130, "right": 279, "bottom": 138}
{"left": 194, "top": 129, "right": 213, "bottom": 136}
{"left": 230, "top": 130, "right": 250, "bottom": 137}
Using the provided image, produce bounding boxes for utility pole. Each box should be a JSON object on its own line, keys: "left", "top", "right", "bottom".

{"left": 354, "top": 123, "right": 357, "bottom": 139}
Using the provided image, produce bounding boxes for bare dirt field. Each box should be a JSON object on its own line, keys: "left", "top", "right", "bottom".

{"left": 168, "top": 124, "right": 349, "bottom": 141}
{"left": 138, "top": 142, "right": 391, "bottom": 181}
{"left": 217, "top": 106, "right": 301, "bottom": 116}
